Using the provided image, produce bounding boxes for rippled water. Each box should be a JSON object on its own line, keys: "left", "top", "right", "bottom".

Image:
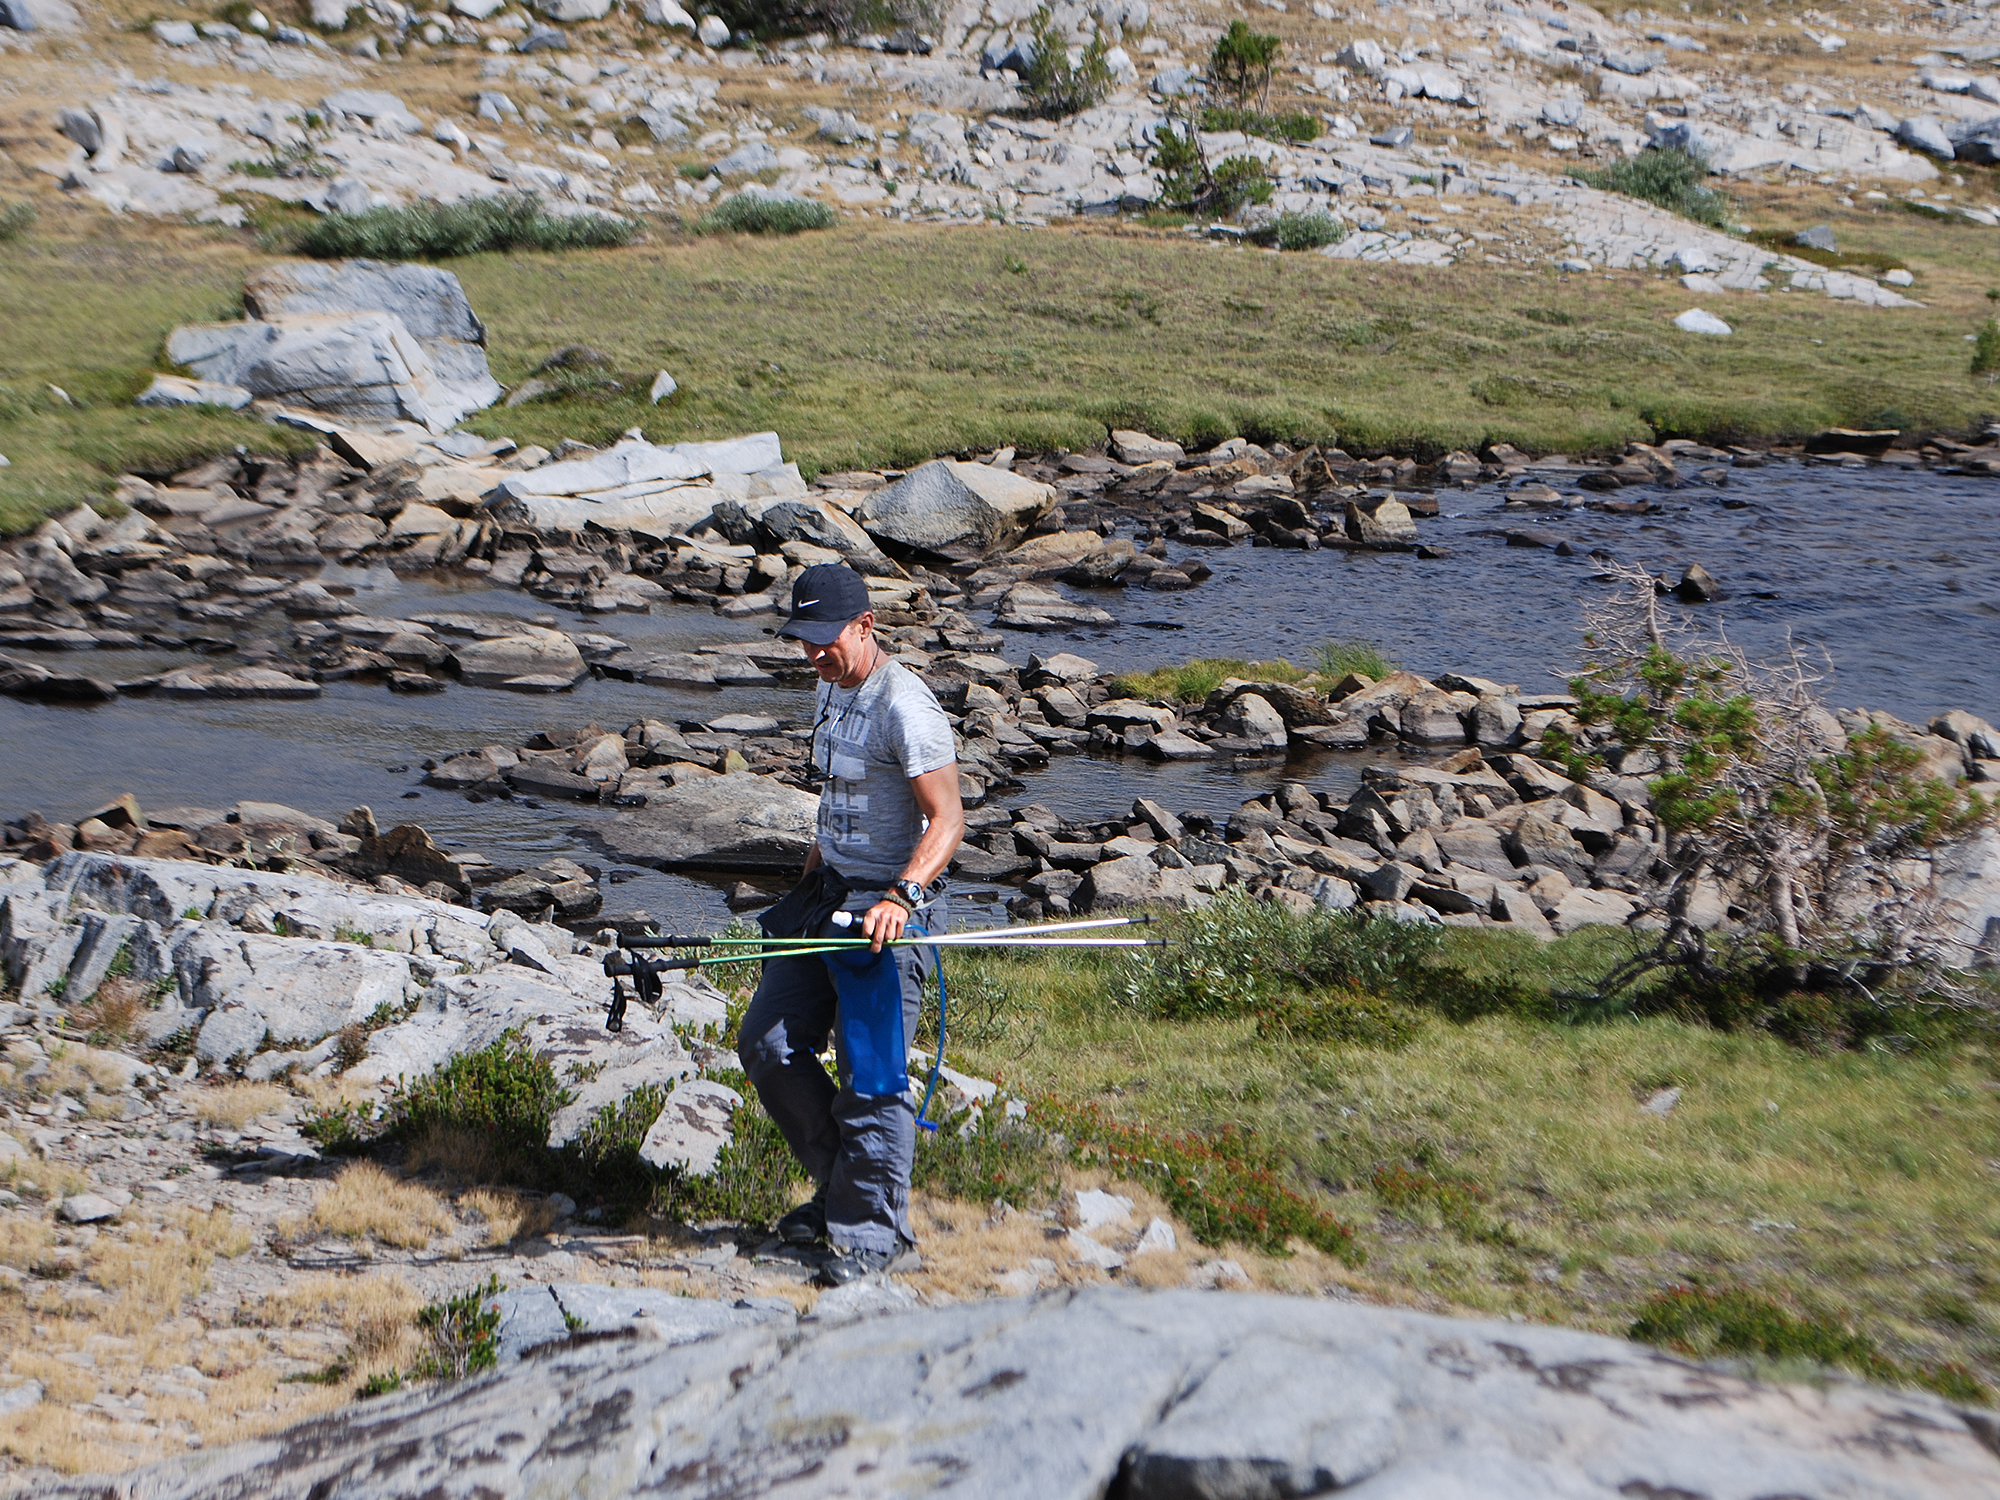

{"left": 3, "top": 459, "right": 1994, "bottom": 934}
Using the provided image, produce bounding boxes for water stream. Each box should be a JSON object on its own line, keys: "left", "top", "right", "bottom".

{"left": 3, "top": 459, "right": 1995, "bottom": 934}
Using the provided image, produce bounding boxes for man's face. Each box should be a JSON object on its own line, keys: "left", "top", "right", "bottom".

{"left": 802, "top": 612, "right": 876, "bottom": 685}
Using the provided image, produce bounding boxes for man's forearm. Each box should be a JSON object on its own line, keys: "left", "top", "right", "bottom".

{"left": 899, "top": 815, "right": 961, "bottom": 890}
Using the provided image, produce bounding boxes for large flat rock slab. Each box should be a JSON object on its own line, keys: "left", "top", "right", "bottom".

{"left": 603, "top": 772, "right": 819, "bottom": 871}
{"left": 44, "top": 1288, "right": 1999, "bottom": 1498}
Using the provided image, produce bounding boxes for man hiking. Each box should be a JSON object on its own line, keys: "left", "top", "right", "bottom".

{"left": 736, "top": 562, "right": 964, "bottom": 1286}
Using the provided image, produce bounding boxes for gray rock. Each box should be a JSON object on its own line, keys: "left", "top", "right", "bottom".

{"left": 46, "top": 1288, "right": 2000, "bottom": 1499}
{"left": 1075, "top": 855, "right": 1206, "bottom": 912}
{"left": 56, "top": 106, "right": 102, "bottom": 154}
{"left": 1502, "top": 810, "right": 1592, "bottom": 883}
{"left": 1896, "top": 115, "right": 1955, "bottom": 158}
{"left": 151, "top": 18, "right": 197, "bottom": 43}
{"left": 714, "top": 141, "right": 779, "bottom": 175}
{"left": 0, "top": 1380, "right": 42, "bottom": 1416}
{"left": 756, "top": 498, "right": 902, "bottom": 576}
{"left": 858, "top": 460, "right": 1054, "bottom": 561}
{"left": 1369, "top": 124, "right": 1414, "bottom": 148}
{"left": 1794, "top": 223, "right": 1838, "bottom": 253}
{"left": 537, "top": 0, "right": 610, "bottom": 16}
{"left": 994, "top": 582, "right": 1114, "bottom": 631}
{"left": 603, "top": 773, "right": 819, "bottom": 870}
{"left": 1344, "top": 498, "right": 1417, "bottom": 548}
{"left": 1222, "top": 693, "right": 1287, "bottom": 749}
{"left": 639, "top": 1077, "right": 741, "bottom": 1173}
{"left": 320, "top": 90, "right": 422, "bottom": 134}
{"left": 56, "top": 1193, "right": 122, "bottom": 1224}
{"left": 136, "top": 374, "right": 253, "bottom": 411}
{"left": 1109, "top": 430, "right": 1184, "bottom": 465}
{"left": 451, "top": 632, "right": 587, "bottom": 689}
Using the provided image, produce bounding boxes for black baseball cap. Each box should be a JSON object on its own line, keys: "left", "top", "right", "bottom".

{"left": 776, "top": 563, "right": 872, "bottom": 645}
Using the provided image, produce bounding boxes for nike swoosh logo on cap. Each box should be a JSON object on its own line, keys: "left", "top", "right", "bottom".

{"left": 796, "top": 599, "right": 820, "bottom": 607}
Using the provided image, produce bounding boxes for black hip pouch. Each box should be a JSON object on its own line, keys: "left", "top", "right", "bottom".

{"left": 760, "top": 865, "right": 853, "bottom": 940}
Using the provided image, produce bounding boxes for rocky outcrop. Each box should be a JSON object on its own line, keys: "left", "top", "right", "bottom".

{"left": 856, "top": 459, "right": 1056, "bottom": 562}
{"left": 162, "top": 260, "right": 501, "bottom": 433}
{"left": 45, "top": 1288, "right": 2000, "bottom": 1499}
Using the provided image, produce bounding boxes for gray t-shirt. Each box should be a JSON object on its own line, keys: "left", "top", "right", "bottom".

{"left": 812, "top": 659, "right": 958, "bottom": 898}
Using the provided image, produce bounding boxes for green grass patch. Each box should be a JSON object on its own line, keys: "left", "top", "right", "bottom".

{"left": 0, "top": 201, "right": 35, "bottom": 242}
{"left": 1975, "top": 317, "right": 2000, "bottom": 377}
{"left": 6, "top": 209, "right": 2000, "bottom": 536}
{"left": 696, "top": 193, "right": 838, "bottom": 236}
{"left": 1575, "top": 147, "right": 1730, "bottom": 229}
{"left": 282, "top": 194, "right": 634, "bottom": 259}
{"left": 938, "top": 923, "right": 2000, "bottom": 1389}
{"left": 1631, "top": 1284, "right": 1988, "bottom": 1402}
{"left": 1314, "top": 639, "right": 1397, "bottom": 679}
{"left": 1109, "top": 656, "right": 1311, "bottom": 703}
{"left": 1744, "top": 228, "right": 1899, "bottom": 275}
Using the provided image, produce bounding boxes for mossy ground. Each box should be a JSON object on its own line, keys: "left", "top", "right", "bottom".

{"left": 3, "top": 182, "right": 1998, "bottom": 535}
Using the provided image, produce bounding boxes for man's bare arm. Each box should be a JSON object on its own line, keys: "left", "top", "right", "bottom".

{"left": 859, "top": 764, "right": 964, "bottom": 949}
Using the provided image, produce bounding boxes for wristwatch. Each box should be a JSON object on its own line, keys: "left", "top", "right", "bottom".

{"left": 888, "top": 878, "right": 926, "bottom": 911}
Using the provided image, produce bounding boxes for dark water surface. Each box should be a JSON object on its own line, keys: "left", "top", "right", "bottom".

{"left": 3, "top": 460, "right": 1995, "bottom": 934}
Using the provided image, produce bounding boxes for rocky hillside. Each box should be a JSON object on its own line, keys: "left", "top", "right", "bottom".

{"left": 3, "top": 0, "right": 1995, "bottom": 290}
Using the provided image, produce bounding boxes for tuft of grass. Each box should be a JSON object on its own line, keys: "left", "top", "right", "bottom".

{"left": 696, "top": 194, "right": 837, "bottom": 236}
{"left": 284, "top": 194, "right": 633, "bottom": 259}
{"left": 300, "top": 1161, "right": 456, "bottom": 1249}
{"left": 1251, "top": 211, "right": 1347, "bottom": 252}
{"left": 1576, "top": 147, "right": 1730, "bottom": 229}
{"left": 461, "top": 1187, "right": 558, "bottom": 1247}
{"left": 1631, "top": 1285, "right": 1988, "bottom": 1402}
{"left": 189, "top": 1081, "right": 291, "bottom": 1130}
{"left": 1110, "top": 656, "right": 1309, "bottom": 703}
{"left": 0, "top": 200, "right": 34, "bottom": 242}
{"left": 1314, "top": 638, "right": 1396, "bottom": 679}
{"left": 390, "top": 1030, "right": 571, "bottom": 1167}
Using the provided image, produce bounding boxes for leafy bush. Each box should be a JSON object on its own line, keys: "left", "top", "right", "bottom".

{"left": 1574, "top": 147, "right": 1729, "bottom": 229}
{"left": 1200, "top": 105, "right": 1321, "bottom": 144}
{"left": 413, "top": 1275, "right": 503, "bottom": 1380}
{"left": 1129, "top": 896, "right": 1558, "bottom": 1030}
{"left": 1313, "top": 639, "right": 1396, "bottom": 680}
{"left": 1251, "top": 210, "right": 1346, "bottom": 252}
{"left": 1020, "top": 5, "right": 1113, "bottom": 119}
{"left": 1210, "top": 156, "right": 1274, "bottom": 215}
{"left": 1630, "top": 1285, "right": 1987, "bottom": 1402}
{"left": 0, "top": 200, "right": 36, "bottom": 242}
{"left": 1974, "top": 316, "right": 2000, "bottom": 376}
{"left": 286, "top": 194, "right": 633, "bottom": 258}
{"left": 391, "top": 1031, "right": 571, "bottom": 1162}
{"left": 1210, "top": 20, "right": 1281, "bottom": 108}
{"left": 1370, "top": 1164, "right": 1511, "bottom": 1244}
{"left": 571, "top": 1082, "right": 669, "bottom": 1198}
{"left": 696, "top": 193, "right": 837, "bottom": 235}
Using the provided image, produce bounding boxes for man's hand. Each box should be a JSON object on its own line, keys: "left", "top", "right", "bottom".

{"left": 861, "top": 899, "right": 908, "bottom": 952}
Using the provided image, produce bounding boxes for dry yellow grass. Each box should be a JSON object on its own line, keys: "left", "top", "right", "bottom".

{"left": 460, "top": 1188, "right": 558, "bottom": 1248}
{"left": 252, "top": 1271, "right": 426, "bottom": 1378}
{"left": 297, "top": 1163, "right": 455, "bottom": 1250}
{"left": 187, "top": 1082, "right": 291, "bottom": 1130}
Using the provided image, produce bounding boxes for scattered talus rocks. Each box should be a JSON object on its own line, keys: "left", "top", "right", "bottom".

{"left": 487, "top": 431, "right": 800, "bottom": 533}
{"left": 161, "top": 260, "right": 501, "bottom": 433}
{"left": 857, "top": 459, "right": 1056, "bottom": 562}
{"left": 602, "top": 772, "right": 820, "bottom": 870}
{"left": 48, "top": 1289, "right": 2000, "bottom": 1500}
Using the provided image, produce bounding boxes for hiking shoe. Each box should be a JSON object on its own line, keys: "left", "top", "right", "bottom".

{"left": 776, "top": 1194, "right": 827, "bottom": 1247}
{"left": 813, "top": 1242, "right": 921, "bottom": 1288}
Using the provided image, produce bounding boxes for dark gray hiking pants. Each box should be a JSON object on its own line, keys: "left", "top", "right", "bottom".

{"left": 736, "top": 916, "right": 932, "bottom": 1254}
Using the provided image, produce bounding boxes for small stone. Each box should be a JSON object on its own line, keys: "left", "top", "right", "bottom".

{"left": 1066, "top": 1228, "right": 1125, "bottom": 1271}
{"left": 1673, "top": 308, "right": 1732, "bottom": 336}
{"left": 1640, "top": 1086, "right": 1682, "bottom": 1116}
{"left": 57, "top": 1193, "right": 121, "bottom": 1224}
{"left": 649, "top": 370, "right": 678, "bottom": 404}
{"left": 697, "top": 12, "right": 728, "bottom": 45}
{"left": 1793, "top": 224, "right": 1837, "bottom": 253}
{"left": 1132, "top": 1217, "right": 1178, "bottom": 1255}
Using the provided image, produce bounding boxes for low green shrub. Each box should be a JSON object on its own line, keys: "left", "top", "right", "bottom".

{"left": 650, "top": 1071, "right": 806, "bottom": 1227}
{"left": 1630, "top": 1285, "right": 1988, "bottom": 1402}
{"left": 1210, "top": 156, "right": 1274, "bottom": 215}
{"left": 414, "top": 1275, "right": 504, "bottom": 1380}
{"left": 696, "top": 194, "right": 837, "bottom": 236}
{"left": 1250, "top": 210, "right": 1346, "bottom": 251}
{"left": 1575, "top": 147, "right": 1729, "bottom": 229}
{"left": 1974, "top": 317, "right": 2000, "bottom": 377}
{"left": 285, "top": 194, "right": 633, "bottom": 258}
{"left": 913, "top": 1107, "right": 1066, "bottom": 1208}
{"left": 1038, "top": 1094, "right": 1364, "bottom": 1262}
{"left": 393, "top": 1031, "right": 570, "bottom": 1155}
{"left": 1200, "top": 106, "right": 1321, "bottom": 144}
